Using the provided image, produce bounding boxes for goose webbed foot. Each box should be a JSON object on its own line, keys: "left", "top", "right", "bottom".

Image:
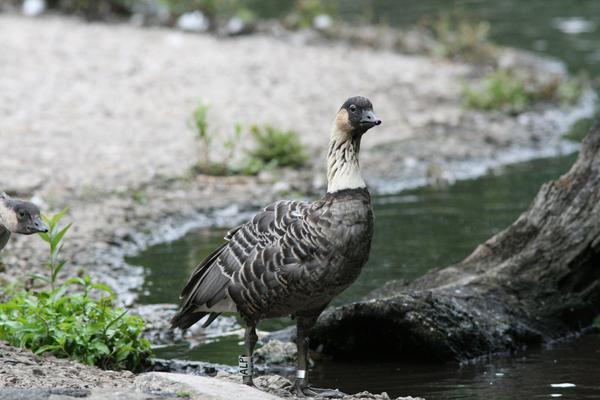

{"left": 293, "top": 378, "right": 345, "bottom": 398}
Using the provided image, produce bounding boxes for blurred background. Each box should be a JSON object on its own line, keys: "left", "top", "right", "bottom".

{"left": 1, "top": 1, "right": 599, "bottom": 399}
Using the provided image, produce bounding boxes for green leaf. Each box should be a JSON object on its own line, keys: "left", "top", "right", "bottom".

{"left": 90, "top": 283, "right": 114, "bottom": 296}
{"left": 91, "top": 341, "right": 110, "bottom": 355}
{"left": 29, "top": 273, "right": 50, "bottom": 283}
{"left": 53, "top": 223, "right": 71, "bottom": 248}
{"left": 34, "top": 344, "right": 61, "bottom": 355}
{"left": 50, "top": 208, "right": 69, "bottom": 226}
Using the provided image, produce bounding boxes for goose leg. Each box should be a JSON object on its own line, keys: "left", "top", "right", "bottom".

{"left": 293, "top": 316, "right": 345, "bottom": 398}
{"left": 240, "top": 325, "right": 258, "bottom": 386}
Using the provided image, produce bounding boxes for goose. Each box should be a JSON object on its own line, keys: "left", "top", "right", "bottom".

{"left": 171, "top": 96, "right": 381, "bottom": 397}
{"left": 0, "top": 192, "right": 48, "bottom": 251}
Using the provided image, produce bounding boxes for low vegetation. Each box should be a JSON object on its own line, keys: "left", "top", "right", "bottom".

{"left": 189, "top": 102, "right": 307, "bottom": 176}
{"left": 0, "top": 210, "right": 151, "bottom": 371}
{"left": 242, "top": 124, "right": 308, "bottom": 174}
{"left": 563, "top": 117, "right": 594, "bottom": 142}
{"left": 463, "top": 69, "right": 587, "bottom": 114}
{"left": 420, "top": 9, "right": 497, "bottom": 63}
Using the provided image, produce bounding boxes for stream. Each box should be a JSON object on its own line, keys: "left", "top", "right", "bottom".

{"left": 128, "top": 153, "right": 600, "bottom": 399}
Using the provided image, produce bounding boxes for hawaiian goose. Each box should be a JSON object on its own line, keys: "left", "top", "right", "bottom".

{"left": 171, "top": 96, "right": 381, "bottom": 396}
{"left": 0, "top": 192, "right": 47, "bottom": 251}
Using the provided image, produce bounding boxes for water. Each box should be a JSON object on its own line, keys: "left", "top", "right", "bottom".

{"left": 131, "top": 154, "right": 577, "bottom": 306}
{"left": 128, "top": 153, "right": 600, "bottom": 398}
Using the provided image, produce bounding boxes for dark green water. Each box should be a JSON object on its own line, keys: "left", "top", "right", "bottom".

{"left": 131, "top": 154, "right": 577, "bottom": 307}
{"left": 128, "top": 153, "right": 600, "bottom": 398}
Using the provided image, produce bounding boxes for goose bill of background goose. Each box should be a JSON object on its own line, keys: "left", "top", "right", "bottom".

{"left": 0, "top": 193, "right": 48, "bottom": 251}
{"left": 171, "top": 96, "right": 381, "bottom": 397}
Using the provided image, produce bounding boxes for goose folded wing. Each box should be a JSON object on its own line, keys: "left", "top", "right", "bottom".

{"left": 176, "top": 200, "right": 315, "bottom": 315}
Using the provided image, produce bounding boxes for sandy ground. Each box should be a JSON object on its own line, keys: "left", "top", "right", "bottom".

{"left": 0, "top": 12, "right": 595, "bottom": 398}
{"left": 0, "top": 14, "right": 464, "bottom": 195}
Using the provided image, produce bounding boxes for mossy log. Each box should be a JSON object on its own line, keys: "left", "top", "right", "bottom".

{"left": 311, "top": 116, "right": 600, "bottom": 362}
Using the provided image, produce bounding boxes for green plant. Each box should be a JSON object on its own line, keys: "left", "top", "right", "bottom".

{"left": 463, "top": 70, "right": 530, "bottom": 113}
{"left": 189, "top": 103, "right": 246, "bottom": 176}
{"left": 0, "top": 211, "right": 151, "bottom": 371}
{"left": 563, "top": 117, "right": 593, "bottom": 142}
{"left": 464, "top": 68, "right": 588, "bottom": 114}
{"left": 424, "top": 9, "right": 496, "bottom": 63}
{"left": 284, "top": 0, "right": 336, "bottom": 29}
{"left": 188, "top": 102, "right": 308, "bottom": 176}
{"left": 189, "top": 102, "right": 212, "bottom": 168}
{"left": 241, "top": 124, "right": 307, "bottom": 174}
{"left": 556, "top": 75, "right": 587, "bottom": 106}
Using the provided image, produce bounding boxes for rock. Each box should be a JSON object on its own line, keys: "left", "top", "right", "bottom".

{"left": 137, "top": 372, "right": 282, "bottom": 400}
{"left": 51, "top": 389, "right": 167, "bottom": 399}
{"left": 176, "top": 11, "right": 209, "bottom": 33}
{"left": 254, "top": 340, "right": 297, "bottom": 365}
{"left": 313, "top": 14, "right": 333, "bottom": 31}
{"left": 271, "top": 181, "right": 291, "bottom": 194}
{"left": 263, "top": 325, "right": 296, "bottom": 343}
{"left": 22, "top": 0, "right": 45, "bottom": 17}
{"left": 224, "top": 16, "right": 255, "bottom": 36}
{"left": 150, "top": 358, "right": 234, "bottom": 376}
{"left": 0, "top": 388, "right": 89, "bottom": 400}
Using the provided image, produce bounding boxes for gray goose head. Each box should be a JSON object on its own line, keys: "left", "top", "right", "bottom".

{"left": 0, "top": 193, "right": 47, "bottom": 234}
{"left": 327, "top": 96, "right": 381, "bottom": 193}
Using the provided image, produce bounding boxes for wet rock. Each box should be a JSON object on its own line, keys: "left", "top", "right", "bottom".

{"left": 255, "top": 340, "right": 297, "bottom": 365}
{"left": 263, "top": 325, "right": 296, "bottom": 343}
{"left": 150, "top": 357, "right": 233, "bottom": 376}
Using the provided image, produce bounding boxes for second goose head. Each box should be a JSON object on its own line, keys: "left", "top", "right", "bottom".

{"left": 0, "top": 193, "right": 47, "bottom": 235}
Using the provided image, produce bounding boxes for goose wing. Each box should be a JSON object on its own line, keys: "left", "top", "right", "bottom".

{"left": 171, "top": 199, "right": 325, "bottom": 329}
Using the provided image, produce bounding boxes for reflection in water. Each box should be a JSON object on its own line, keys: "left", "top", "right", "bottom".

{"left": 128, "top": 154, "right": 600, "bottom": 398}
{"left": 311, "top": 334, "right": 600, "bottom": 399}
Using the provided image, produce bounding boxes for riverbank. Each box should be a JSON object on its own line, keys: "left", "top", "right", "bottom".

{"left": 0, "top": 342, "right": 423, "bottom": 399}
{"left": 0, "top": 12, "right": 595, "bottom": 398}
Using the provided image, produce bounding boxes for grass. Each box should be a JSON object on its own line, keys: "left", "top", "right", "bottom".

{"left": 283, "top": 0, "right": 336, "bottom": 29}
{"left": 242, "top": 124, "right": 307, "bottom": 175}
{"left": 188, "top": 102, "right": 307, "bottom": 176}
{"left": 0, "top": 210, "right": 151, "bottom": 371}
{"left": 463, "top": 69, "right": 588, "bottom": 114}
{"left": 563, "top": 117, "right": 594, "bottom": 142}
{"left": 422, "top": 9, "right": 497, "bottom": 63}
{"left": 463, "top": 70, "right": 530, "bottom": 113}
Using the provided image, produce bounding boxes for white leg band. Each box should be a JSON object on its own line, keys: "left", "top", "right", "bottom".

{"left": 239, "top": 356, "right": 253, "bottom": 377}
{"left": 296, "top": 369, "right": 306, "bottom": 379}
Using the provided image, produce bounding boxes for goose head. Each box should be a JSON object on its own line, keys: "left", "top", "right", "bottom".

{"left": 0, "top": 193, "right": 47, "bottom": 234}
{"left": 335, "top": 96, "right": 381, "bottom": 138}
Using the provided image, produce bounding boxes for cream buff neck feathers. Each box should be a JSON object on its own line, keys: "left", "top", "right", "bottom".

{"left": 0, "top": 197, "right": 18, "bottom": 232}
{"left": 327, "top": 102, "right": 380, "bottom": 193}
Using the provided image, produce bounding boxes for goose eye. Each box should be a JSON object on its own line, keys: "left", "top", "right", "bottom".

{"left": 349, "top": 105, "right": 357, "bottom": 112}
{"left": 18, "top": 210, "right": 25, "bottom": 218}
